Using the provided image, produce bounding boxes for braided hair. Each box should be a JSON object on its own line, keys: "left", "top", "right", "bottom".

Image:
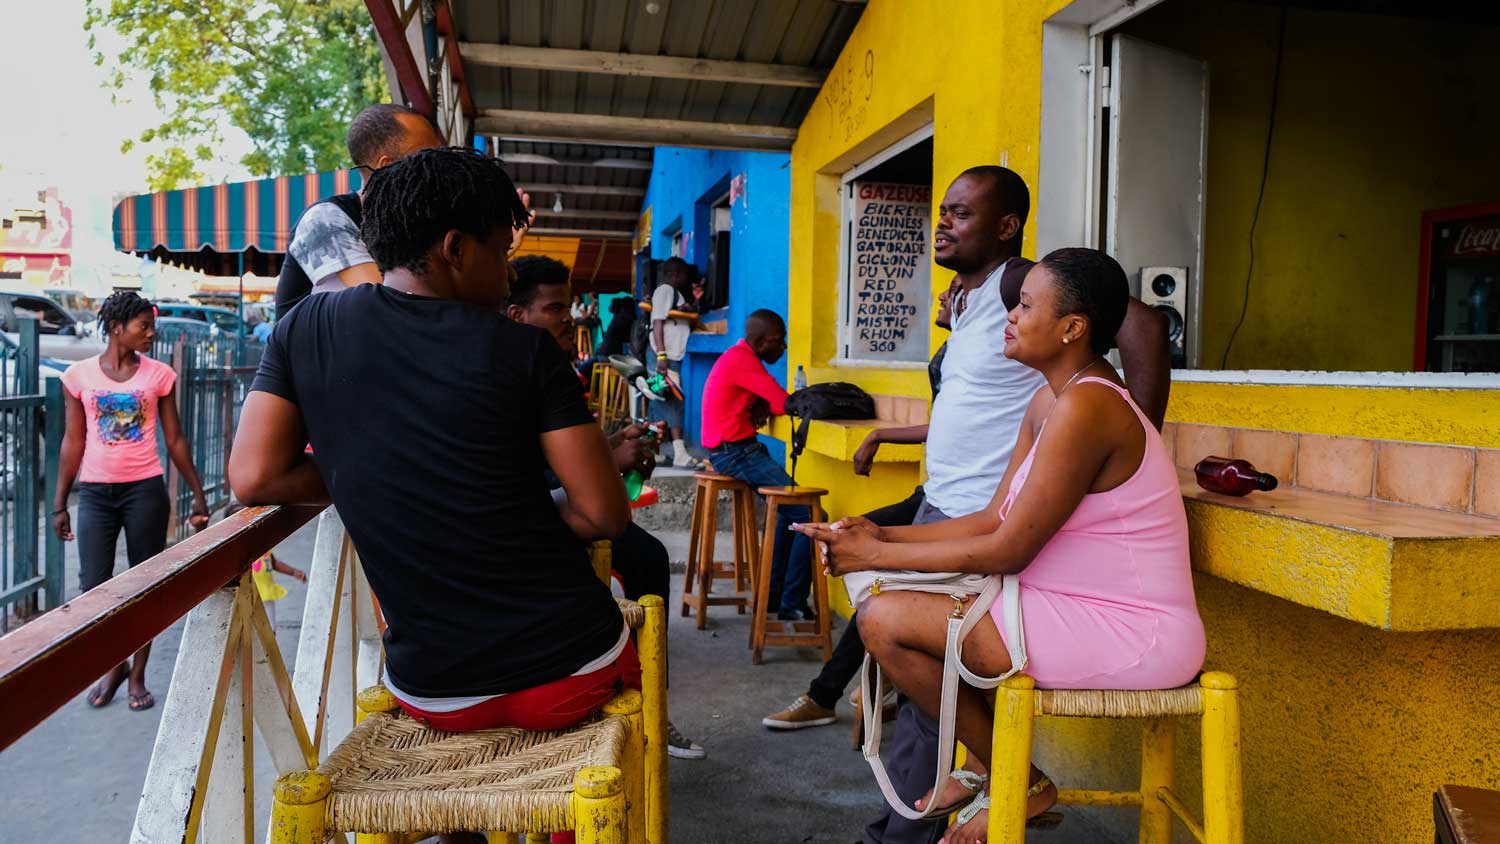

{"left": 360, "top": 147, "right": 530, "bottom": 275}
{"left": 97, "top": 290, "right": 155, "bottom": 336}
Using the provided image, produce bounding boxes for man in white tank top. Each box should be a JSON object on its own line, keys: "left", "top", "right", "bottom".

{"left": 858, "top": 166, "right": 1172, "bottom": 844}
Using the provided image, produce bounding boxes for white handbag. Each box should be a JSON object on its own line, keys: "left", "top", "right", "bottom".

{"left": 842, "top": 569, "right": 1028, "bottom": 820}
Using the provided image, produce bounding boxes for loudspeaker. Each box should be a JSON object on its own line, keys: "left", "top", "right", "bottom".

{"left": 1140, "top": 266, "right": 1189, "bottom": 368}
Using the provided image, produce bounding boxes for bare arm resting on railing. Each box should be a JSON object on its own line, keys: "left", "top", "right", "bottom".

{"left": 228, "top": 391, "right": 331, "bottom": 506}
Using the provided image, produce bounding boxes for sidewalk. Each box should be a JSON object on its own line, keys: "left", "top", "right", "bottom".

{"left": 0, "top": 517, "right": 1114, "bottom": 843}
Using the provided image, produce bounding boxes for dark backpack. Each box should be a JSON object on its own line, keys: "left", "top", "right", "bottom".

{"left": 629, "top": 306, "right": 652, "bottom": 362}
{"left": 784, "top": 382, "right": 877, "bottom": 479}
{"left": 274, "top": 192, "right": 363, "bottom": 320}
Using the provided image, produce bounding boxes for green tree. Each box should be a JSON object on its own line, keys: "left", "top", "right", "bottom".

{"left": 86, "top": 0, "right": 391, "bottom": 190}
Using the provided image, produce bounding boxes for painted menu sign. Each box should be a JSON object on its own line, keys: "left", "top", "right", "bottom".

{"left": 847, "top": 181, "right": 931, "bottom": 362}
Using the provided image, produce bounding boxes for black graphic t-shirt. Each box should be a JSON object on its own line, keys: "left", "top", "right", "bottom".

{"left": 251, "top": 284, "right": 621, "bottom": 697}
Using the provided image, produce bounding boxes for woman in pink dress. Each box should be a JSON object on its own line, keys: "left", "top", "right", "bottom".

{"left": 796, "top": 248, "right": 1204, "bottom": 843}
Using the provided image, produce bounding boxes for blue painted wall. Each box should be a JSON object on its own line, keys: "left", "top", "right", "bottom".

{"left": 641, "top": 147, "right": 791, "bottom": 463}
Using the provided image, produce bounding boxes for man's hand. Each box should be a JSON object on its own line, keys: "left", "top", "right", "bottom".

{"left": 509, "top": 188, "right": 536, "bottom": 257}
{"left": 655, "top": 356, "right": 669, "bottom": 374}
{"left": 852, "top": 430, "right": 882, "bottom": 476}
{"left": 609, "top": 423, "right": 658, "bottom": 477}
{"left": 749, "top": 397, "right": 771, "bottom": 430}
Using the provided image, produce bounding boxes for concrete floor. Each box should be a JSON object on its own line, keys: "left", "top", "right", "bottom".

{"left": 0, "top": 516, "right": 1115, "bottom": 843}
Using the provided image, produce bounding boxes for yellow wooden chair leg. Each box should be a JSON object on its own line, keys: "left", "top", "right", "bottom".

{"left": 574, "top": 766, "right": 628, "bottom": 844}
{"left": 637, "top": 595, "right": 669, "bottom": 844}
{"left": 270, "top": 770, "right": 331, "bottom": 844}
{"left": 1138, "top": 718, "right": 1176, "bottom": 844}
{"left": 1200, "top": 672, "right": 1244, "bottom": 844}
{"left": 356, "top": 834, "right": 402, "bottom": 843}
{"left": 525, "top": 833, "right": 550, "bottom": 843}
{"left": 988, "top": 675, "right": 1036, "bottom": 844}
{"left": 487, "top": 834, "right": 519, "bottom": 843}
{"left": 603, "top": 690, "right": 646, "bottom": 844}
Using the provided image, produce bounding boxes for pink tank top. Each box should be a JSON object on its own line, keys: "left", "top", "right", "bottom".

{"left": 997, "top": 377, "right": 1204, "bottom": 690}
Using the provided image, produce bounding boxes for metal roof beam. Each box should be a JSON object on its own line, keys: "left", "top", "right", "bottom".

{"left": 527, "top": 227, "right": 635, "bottom": 239}
{"left": 517, "top": 182, "right": 646, "bottom": 198}
{"left": 498, "top": 153, "right": 654, "bottom": 170}
{"left": 532, "top": 209, "right": 641, "bottom": 221}
{"left": 477, "top": 109, "right": 796, "bottom": 152}
{"left": 459, "top": 43, "right": 824, "bottom": 88}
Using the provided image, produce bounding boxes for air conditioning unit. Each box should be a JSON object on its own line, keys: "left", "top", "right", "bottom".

{"left": 1140, "top": 266, "right": 1189, "bottom": 368}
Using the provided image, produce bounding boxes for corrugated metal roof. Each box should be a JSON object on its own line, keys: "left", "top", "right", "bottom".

{"left": 453, "top": 1, "right": 862, "bottom": 233}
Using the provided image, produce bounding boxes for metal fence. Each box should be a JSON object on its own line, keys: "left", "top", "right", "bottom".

{"left": 1, "top": 321, "right": 45, "bottom": 629}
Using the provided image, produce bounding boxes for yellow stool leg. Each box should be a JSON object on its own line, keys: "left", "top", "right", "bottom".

{"left": 637, "top": 595, "right": 669, "bottom": 844}
{"left": 574, "top": 766, "right": 628, "bottom": 844}
{"left": 270, "top": 770, "right": 331, "bottom": 844}
{"left": 1200, "top": 672, "right": 1244, "bottom": 844}
{"left": 487, "top": 834, "right": 519, "bottom": 843}
{"left": 988, "top": 675, "right": 1036, "bottom": 844}
{"left": 591, "top": 540, "right": 613, "bottom": 586}
{"left": 1138, "top": 718, "right": 1176, "bottom": 844}
{"left": 355, "top": 834, "right": 401, "bottom": 843}
{"left": 604, "top": 689, "right": 646, "bottom": 844}
{"left": 526, "top": 834, "right": 550, "bottom": 843}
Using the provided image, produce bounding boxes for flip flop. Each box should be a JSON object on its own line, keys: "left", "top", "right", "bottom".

{"left": 921, "top": 769, "right": 987, "bottom": 817}
{"left": 128, "top": 691, "right": 155, "bottom": 712}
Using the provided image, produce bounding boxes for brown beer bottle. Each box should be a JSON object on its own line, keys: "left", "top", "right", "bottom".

{"left": 1194, "top": 456, "right": 1279, "bottom": 496}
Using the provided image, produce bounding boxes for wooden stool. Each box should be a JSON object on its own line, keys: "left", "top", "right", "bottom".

{"left": 987, "top": 673, "right": 1243, "bottom": 843}
{"left": 680, "top": 473, "right": 759, "bottom": 629}
{"left": 749, "top": 485, "right": 832, "bottom": 664}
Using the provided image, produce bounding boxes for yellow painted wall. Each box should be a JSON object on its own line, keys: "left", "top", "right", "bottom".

{"left": 1032, "top": 575, "right": 1500, "bottom": 843}
{"left": 1168, "top": 380, "right": 1500, "bottom": 449}
{"left": 1118, "top": 2, "right": 1500, "bottom": 371}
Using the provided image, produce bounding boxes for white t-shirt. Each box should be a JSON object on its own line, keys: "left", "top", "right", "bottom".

{"left": 649, "top": 283, "right": 691, "bottom": 361}
{"left": 923, "top": 259, "right": 1047, "bottom": 517}
{"left": 287, "top": 202, "right": 375, "bottom": 296}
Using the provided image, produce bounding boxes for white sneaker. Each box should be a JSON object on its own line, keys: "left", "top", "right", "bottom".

{"left": 672, "top": 446, "right": 698, "bottom": 469}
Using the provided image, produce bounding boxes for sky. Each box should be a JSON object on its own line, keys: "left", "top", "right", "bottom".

{"left": 0, "top": 0, "right": 251, "bottom": 266}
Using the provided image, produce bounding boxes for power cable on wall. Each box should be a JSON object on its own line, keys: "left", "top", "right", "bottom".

{"left": 1221, "top": 4, "right": 1288, "bottom": 369}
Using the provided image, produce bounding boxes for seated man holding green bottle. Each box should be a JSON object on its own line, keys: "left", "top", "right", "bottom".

{"left": 507, "top": 254, "right": 705, "bottom": 760}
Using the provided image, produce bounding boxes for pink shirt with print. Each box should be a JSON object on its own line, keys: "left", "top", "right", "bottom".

{"left": 60, "top": 355, "right": 177, "bottom": 483}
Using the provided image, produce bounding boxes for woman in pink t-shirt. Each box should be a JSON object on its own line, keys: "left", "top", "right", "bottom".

{"left": 53, "top": 292, "right": 211, "bottom": 712}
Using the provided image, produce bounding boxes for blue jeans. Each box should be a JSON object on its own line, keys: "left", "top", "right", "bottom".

{"left": 647, "top": 358, "right": 684, "bottom": 431}
{"left": 707, "top": 438, "right": 812, "bottom": 612}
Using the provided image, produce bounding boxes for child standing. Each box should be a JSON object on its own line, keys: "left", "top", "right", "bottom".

{"left": 53, "top": 291, "right": 212, "bottom": 712}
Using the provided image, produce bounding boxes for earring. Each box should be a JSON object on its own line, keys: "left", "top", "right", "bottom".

{"left": 1062, "top": 337, "right": 1070, "bottom": 345}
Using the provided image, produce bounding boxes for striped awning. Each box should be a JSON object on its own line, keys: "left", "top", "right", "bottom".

{"left": 113, "top": 169, "right": 365, "bottom": 255}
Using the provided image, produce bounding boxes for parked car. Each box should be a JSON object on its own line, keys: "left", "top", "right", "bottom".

{"left": 155, "top": 302, "right": 252, "bottom": 338}
{"left": 0, "top": 288, "right": 105, "bottom": 363}
{"left": 44, "top": 288, "right": 98, "bottom": 324}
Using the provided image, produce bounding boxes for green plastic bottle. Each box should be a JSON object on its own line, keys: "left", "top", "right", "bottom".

{"left": 622, "top": 425, "right": 660, "bottom": 502}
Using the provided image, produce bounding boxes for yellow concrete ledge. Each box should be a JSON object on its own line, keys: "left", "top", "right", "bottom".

{"left": 1182, "top": 469, "right": 1500, "bottom": 631}
{"left": 766, "top": 416, "right": 924, "bottom": 464}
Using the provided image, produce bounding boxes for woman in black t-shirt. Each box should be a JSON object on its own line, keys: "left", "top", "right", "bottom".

{"left": 231, "top": 148, "right": 632, "bottom": 732}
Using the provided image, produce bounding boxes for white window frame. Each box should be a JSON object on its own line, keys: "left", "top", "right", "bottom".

{"left": 834, "top": 121, "right": 936, "bottom": 369}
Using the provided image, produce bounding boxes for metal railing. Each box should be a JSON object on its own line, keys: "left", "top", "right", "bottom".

{"left": 1, "top": 320, "right": 45, "bottom": 628}
{"left": 0, "top": 505, "right": 388, "bottom": 843}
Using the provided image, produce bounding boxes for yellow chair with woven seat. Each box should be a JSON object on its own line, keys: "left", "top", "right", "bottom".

{"left": 984, "top": 672, "right": 1244, "bottom": 844}
{"left": 270, "top": 595, "right": 669, "bottom": 844}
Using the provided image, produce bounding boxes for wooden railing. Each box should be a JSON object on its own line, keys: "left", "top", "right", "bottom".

{"left": 0, "top": 504, "right": 385, "bottom": 842}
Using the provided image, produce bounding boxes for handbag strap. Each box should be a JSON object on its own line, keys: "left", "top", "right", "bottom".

{"left": 859, "top": 575, "right": 1027, "bottom": 821}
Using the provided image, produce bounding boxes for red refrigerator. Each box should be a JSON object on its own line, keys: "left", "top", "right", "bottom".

{"left": 1416, "top": 202, "right": 1500, "bottom": 373}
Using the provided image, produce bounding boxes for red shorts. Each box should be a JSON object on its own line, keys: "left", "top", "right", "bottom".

{"left": 396, "top": 639, "right": 642, "bottom": 733}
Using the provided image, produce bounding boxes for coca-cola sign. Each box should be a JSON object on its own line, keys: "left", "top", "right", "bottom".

{"left": 1448, "top": 217, "right": 1500, "bottom": 259}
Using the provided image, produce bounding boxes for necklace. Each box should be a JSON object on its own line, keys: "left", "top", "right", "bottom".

{"left": 1057, "top": 357, "right": 1102, "bottom": 396}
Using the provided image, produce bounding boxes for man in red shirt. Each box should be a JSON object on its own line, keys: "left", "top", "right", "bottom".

{"left": 700, "top": 310, "right": 813, "bottom": 620}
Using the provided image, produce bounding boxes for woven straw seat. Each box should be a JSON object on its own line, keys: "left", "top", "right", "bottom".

{"left": 1036, "top": 684, "right": 1204, "bottom": 718}
{"left": 616, "top": 597, "right": 644, "bottom": 629}
{"left": 318, "top": 709, "right": 627, "bottom": 834}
